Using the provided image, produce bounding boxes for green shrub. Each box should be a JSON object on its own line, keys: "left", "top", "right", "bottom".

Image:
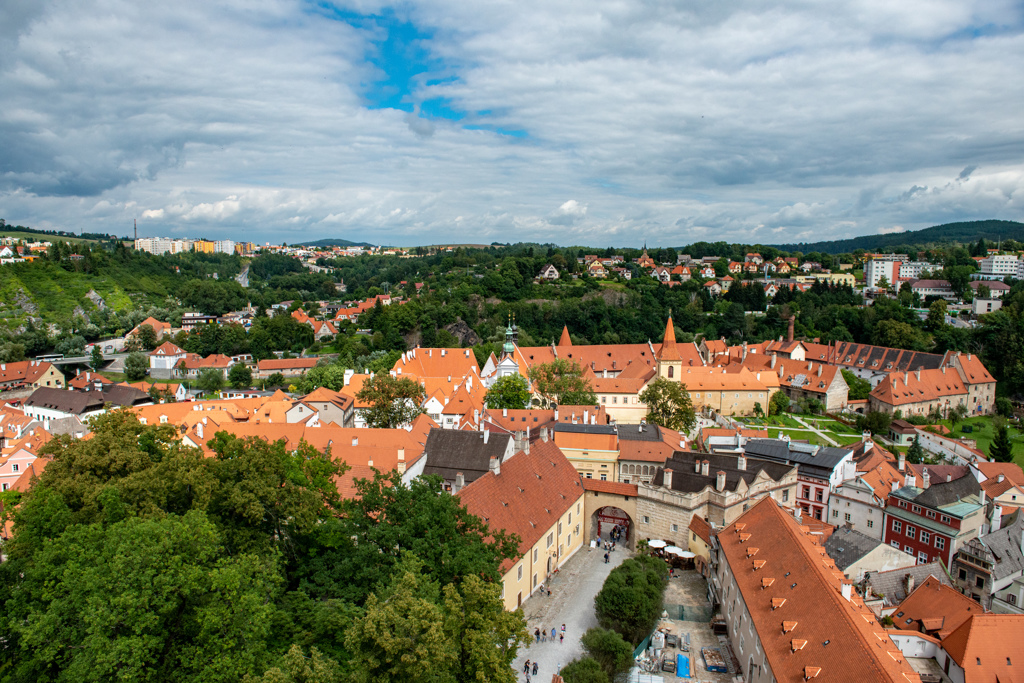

{"left": 594, "top": 554, "right": 667, "bottom": 645}
{"left": 560, "top": 657, "right": 609, "bottom": 683}
{"left": 581, "top": 627, "right": 633, "bottom": 678}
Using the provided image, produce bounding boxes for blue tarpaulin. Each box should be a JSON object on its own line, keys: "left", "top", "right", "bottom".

{"left": 677, "top": 653, "right": 690, "bottom": 678}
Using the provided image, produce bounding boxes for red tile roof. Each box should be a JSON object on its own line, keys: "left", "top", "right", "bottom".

{"left": 688, "top": 515, "right": 712, "bottom": 545}
{"left": 892, "top": 575, "right": 983, "bottom": 639}
{"left": 256, "top": 357, "right": 318, "bottom": 371}
{"left": 458, "top": 439, "right": 584, "bottom": 572}
{"left": 718, "top": 498, "right": 920, "bottom": 682}
{"left": 941, "top": 614, "right": 1024, "bottom": 682}
{"left": 581, "top": 478, "right": 638, "bottom": 497}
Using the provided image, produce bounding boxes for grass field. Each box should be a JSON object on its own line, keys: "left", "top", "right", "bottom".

{"left": 0, "top": 230, "right": 102, "bottom": 245}
{"left": 746, "top": 415, "right": 804, "bottom": 429}
{"left": 922, "top": 416, "right": 1024, "bottom": 466}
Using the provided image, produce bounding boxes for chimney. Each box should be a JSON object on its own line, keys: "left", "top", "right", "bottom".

{"left": 980, "top": 489, "right": 986, "bottom": 506}
{"left": 891, "top": 481, "right": 898, "bottom": 492}
{"left": 716, "top": 471, "right": 726, "bottom": 491}
{"left": 664, "top": 468, "right": 673, "bottom": 489}
{"left": 489, "top": 456, "right": 500, "bottom": 476}
{"left": 905, "top": 574, "right": 915, "bottom": 595}
{"left": 702, "top": 460, "right": 710, "bottom": 477}
{"left": 998, "top": 473, "right": 1005, "bottom": 483}
{"left": 454, "top": 472, "right": 465, "bottom": 493}
{"left": 817, "top": 364, "right": 823, "bottom": 377}
{"left": 483, "top": 428, "right": 490, "bottom": 444}
{"left": 695, "top": 459, "right": 701, "bottom": 473}
{"left": 584, "top": 409, "right": 589, "bottom": 423}
{"left": 503, "top": 408, "right": 508, "bottom": 417}
{"left": 905, "top": 475, "right": 916, "bottom": 488}
{"left": 742, "top": 342, "right": 748, "bottom": 362}
{"left": 787, "top": 315, "right": 795, "bottom": 343}
{"left": 841, "top": 583, "right": 852, "bottom": 602}
{"left": 898, "top": 452, "right": 905, "bottom": 472}
{"left": 352, "top": 437, "right": 358, "bottom": 446}
{"left": 196, "top": 422, "right": 204, "bottom": 438}
{"left": 540, "top": 427, "right": 549, "bottom": 442}
{"left": 554, "top": 407, "right": 559, "bottom": 421}
{"left": 915, "top": 368, "right": 921, "bottom": 381}
{"left": 591, "top": 414, "right": 596, "bottom": 425}
{"left": 991, "top": 503, "right": 1003, "bottom": 533}
{"left": 904, "top": 371, "right": 909, "bottom": 384}
{"left": 770, "top": 352, "right": 777, "bottom": 367}
{"left": 922, "top": 468, "right": 930, "bottom": 489}
{"left": 737, "top": 455, "right": 747, "bottom": 471}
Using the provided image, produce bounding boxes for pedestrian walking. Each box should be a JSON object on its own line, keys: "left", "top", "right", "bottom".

{"left": 524, "top": 660, "right": 530, "bottom": 674}
{"left": 538, "top": 583, "right": 544, "bottom": 596}
{"left": 534, "top": 627, "right": 540, "bottom": 643}
{"left": 541, "top": 628, "right": 547, "bottom": 642}
{"left": 532, "top": 662, "right": 538, "bottom": 676}
{"left": 604, "top": 552, "right": 609, "bottom": 563}
{"left": 551, "top": 627, "right": 557, "bottom": 640}
{"left": 561, "top": 623, "right": 566, "bottom": 635}
{"left": 547, "top": 587, "right": 551, "bottom": 597}
{"left": 559, "top": 633, "right": 564, "bottom": 645}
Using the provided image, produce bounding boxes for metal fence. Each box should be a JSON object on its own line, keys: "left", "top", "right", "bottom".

{"left": 662, "top": 603, "right": 713, "bottom": 623}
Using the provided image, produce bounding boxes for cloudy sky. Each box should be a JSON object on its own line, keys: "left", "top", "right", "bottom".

{"left": 1, "top": 0, "right": 1023, "bottom": 247}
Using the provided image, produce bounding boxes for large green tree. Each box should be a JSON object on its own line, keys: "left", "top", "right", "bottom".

{"left": 355, "top": 374, "right": 425, "bottom": 429}
{"left": 580, "top": 627, "right": 634, "bottom": 679}
{"left": 528, "top": 358, "right": 596, "bottom": 406}
{"left": 229, "top": 361, "right": 253, "bottom": 389}
{"left": 906, "top": 435, "right": 926, "bottom": 464}
{"left": 560, "top": 657, "right": 610, "bottom": 683}
{"left": 124, "top": 351, "right": 149, "bottom": 381}
{"left": 197, "top": 367, "right": 226, "bottom": 394}
{"left": 841, "top": 370, "right": 872, "bottom": 401}
{"left": 484, "top": 373, "right": 532, "bottom": 410}
{"left": 594, "top": 555, "right": 668, "bottom": 645}
{"left": 639, "top": 377, "right": 696, "bottom": 432}
{"left": 990, "top": 423, "right": 1015, "bottom": 463}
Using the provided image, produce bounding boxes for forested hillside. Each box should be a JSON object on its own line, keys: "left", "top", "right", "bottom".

{"left": 772, "top": 219, "right": 1024, "bottom": 254}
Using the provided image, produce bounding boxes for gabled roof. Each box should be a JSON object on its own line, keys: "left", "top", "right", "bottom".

{"left": 865, "top": 562, "right": 952, "bottom": 606}
{"left": 870, "top": 368, "right": 966, "bottom": 406}
{"left": 581, "top": 478, "right": 638, "bottom": 497}
{"left": 652, "top": 451, "right": 794, "bottom": 494}
{"left": 458, "top": 438, "right": 583, "bottom": 571}
{"left": 718, "top": 498, "right": 920, "bottom": 682}
{"left": 421, "top": 428, "right": 514, "bottom": 484}
{"left": 0, "top": 360, "right": 60, "bottom": 385}
{"left": 941, "top": 614, "right": 1024, "bottom": 681}
{"left": 150, "top": 341, "right": 184, "bottom": 357}
{"left": 824, "top": 526, "right": 888, "bottom": 572}
{"left": 256, "top": 357, "right": 318, "bottom": 371}
{"left": 892, "top": 575, "right": 983, "bottom": 639}
{"left": 24, "top": 387, "right": 105, "bottom": 415}
{"left": 688, "top": 515, "right": 712, "bottom": 544}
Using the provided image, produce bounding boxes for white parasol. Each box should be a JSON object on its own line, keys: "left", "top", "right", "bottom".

{"left": 664, "top": 546, "right": 685, "bottom": 555}
{"left": 647, "top": 539, "right": 667, "bottom": 549}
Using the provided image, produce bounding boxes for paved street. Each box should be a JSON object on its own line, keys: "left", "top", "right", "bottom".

{"left": 512, "top": 542, "right": 630, "bottom": 682}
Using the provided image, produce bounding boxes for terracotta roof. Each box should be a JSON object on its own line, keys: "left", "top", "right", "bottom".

{"left": 0, "top": 360, "right": 59, "bottom": 386}
{"left": 688, "top": 514, "right": 712, "bottom": 545}
{"left": 458, "top": 438, "right": 584, "bottom": 571}
{"left": 658, "top": 317, "right": 683, "bottom": 362}
{"left": 129, "top": 317, "right": 172, "bottom": 337}
{"left": 953, "top": 352, "right": 996, "bottom": 385}
{"left": 719, "top": 499, "right": 919, "bottom": 682}
{"left": 892, "top": 575, "right": 983, "bottom": 638}
{"left": 256, "top": 357, "right": 318, "bottom": 371}
{"left": 150, "top": 341, "right": 184, "bottom": 357}
{"left": 581, "top": 478, "right": 638, "bottom": 497}
{"left": 870, "top": 368, "right": 967, "bottom": 406}
{"left": 392, "top": 347, "right": 479, "bottom": 381}
{"left": 69, "top": 372, "right": 113, "bottom": 389}
{"left": 975, "top": 462, "right": 1024, "bottom": 487}
{"left": 558, "top": 326, "right": 572, "bottom": 347}
{"left": 941, "top": 614, "right": 1024, "bottom": 682}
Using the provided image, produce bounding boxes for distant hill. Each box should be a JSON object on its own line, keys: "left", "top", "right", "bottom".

{"left": 298, "top": 238, "right": 374, "bottom": 248}
{"left": 771, "top": 219, "right": 1024, "bottom": 254}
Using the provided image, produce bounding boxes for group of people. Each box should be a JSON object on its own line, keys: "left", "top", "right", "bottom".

{"left": 524, "top": 625, "right": 566, "bottom": 681}
{"left": 532, "top": 624, "right": 566, "bottom": 645}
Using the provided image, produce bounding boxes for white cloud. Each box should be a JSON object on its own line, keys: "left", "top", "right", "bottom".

{"left": 0, "top": 0, "right": 1022, "bottom": 245}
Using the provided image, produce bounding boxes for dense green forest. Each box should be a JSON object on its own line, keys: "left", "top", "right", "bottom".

{"left": 771, "top": 219, "right": 1024, "bottom": 255}
{"left": 0, "top": 411, "right": 527, "bottom": 682}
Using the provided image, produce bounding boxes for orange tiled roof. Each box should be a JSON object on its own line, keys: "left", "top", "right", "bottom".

{"left": 718, "top": 498, "right": 920, "bottom": 682}
{"left": 688, "top": 514, "right": 712, "bottom": 545}
{"left": 975, "top": 462, "right": 1024, "bottom": 487}
{"left": 870, "top": 369, "right": 966, "bottom": 406}
{"left": 256, "top": 357, "right": 318, "bottom": 371}
{"left": 0, "top": 360, "right": 58, "bottom": 385}
{"left": 892, "top": 575, "right": 983, "bottom": 639}
{"left": 581, "top": 478, "right": 638, "bottom": 497}
{"left": 458, "top": 438, "right": 584, "bottom": 572}
{"left": 941, "top": 614, "right": 1024, "bottom": 681}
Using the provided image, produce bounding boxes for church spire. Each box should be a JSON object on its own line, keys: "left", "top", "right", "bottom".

{"left": 558, "top": 325, "right": 572, "bottom": 347}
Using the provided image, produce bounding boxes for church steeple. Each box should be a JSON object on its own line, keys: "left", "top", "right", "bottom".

{"left": 502, "top": 312, "right": 516, "bottom": 358}
{"left": 657, "top": 313, "right": 683, "bottom": 377}
{"left": 558, "top": 325, "right": 572, "bottom": 347}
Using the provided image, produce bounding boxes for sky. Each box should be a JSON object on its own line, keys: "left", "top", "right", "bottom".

{"left": 1, "top": 0, "right": 1023, "bottom": 247}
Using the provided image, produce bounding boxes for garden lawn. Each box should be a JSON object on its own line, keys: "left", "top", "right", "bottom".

{"left": 925, "top": 416, "right": 1024, "bottom": 466}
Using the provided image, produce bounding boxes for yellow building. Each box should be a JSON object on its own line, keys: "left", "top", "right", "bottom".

{"left": 0, "top": 360, "right": 65, "bottom": 391}
{"left": 458, "top": 435, "right": 586, "bottom": 611}
{"left": 798, "top": 272, "right": 857, "bottom": 287}
{"left": 552, "top": 424, "right": 620, "bottom": 482}
{"left": 192, "top": 240, "right": 216, "bottom": 254}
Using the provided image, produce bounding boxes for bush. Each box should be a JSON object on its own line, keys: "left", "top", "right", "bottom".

{"left": 594, "top": 554, "right": 667, "bottom": 645}
{"left": 581, "top": 627, "right": 633, "bottom": 678}
{"left": 560, "top": 657, "right": 609, "bottom": 683}
{"left": 997, "top": 397, "right": 1014, "bottom": 418}
{"left": 124, "top": 351, "right": 149, "bottom": 381}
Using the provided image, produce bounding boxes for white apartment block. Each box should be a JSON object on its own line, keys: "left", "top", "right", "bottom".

{"left": 897, "top": 261, "right": 941, "bottom": 279}
{"left": 978, "top": 254, "right": 1019, "bottom": 279}
{"left": 865, "top": 257, "right": 901, "bottom": 290}
{"left": 214, "top": 240, "right": 236, "bottom": 254}
{"left": 134, "top": 237, "right": 193, "bottom": 255}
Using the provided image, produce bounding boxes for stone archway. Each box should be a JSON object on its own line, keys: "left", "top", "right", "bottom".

{"left": 591, "top": 505, "right": 634, "bottom": 549}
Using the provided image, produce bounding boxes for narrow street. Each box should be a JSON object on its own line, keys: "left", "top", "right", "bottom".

{"left": 512, "top": 542, "right": 631, "bottom": 682}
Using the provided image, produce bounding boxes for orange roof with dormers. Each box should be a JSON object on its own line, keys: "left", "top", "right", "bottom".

{"left": 940, "top": 614, "right": 1024, "bottom": 681}
{"left": 718, "top": 498, "right": 922, "bottom": 683}
{"left": 870, "top": 369, "right": 966, "bottom": 406}
{"left": 150, "top": 341, "right": 185, "bottom": 357}
{"left": 892, "top": 575, "right": 983, "bottom": 639}
{"left": 392, "top": 347, "right": 479, "bottom": 382}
